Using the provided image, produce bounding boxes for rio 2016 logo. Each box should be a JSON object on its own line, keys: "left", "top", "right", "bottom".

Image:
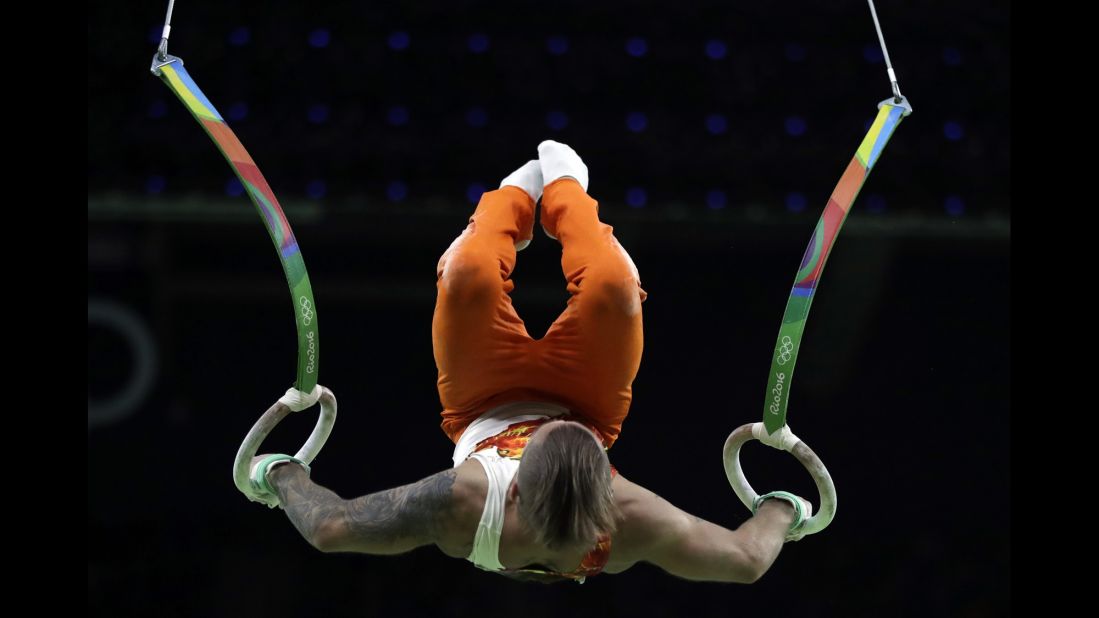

{"left": 769, "top": 371, "right": 786, "bottom": 415}
{"left": 305, "top": 330, "right": 316, "bottom": 374}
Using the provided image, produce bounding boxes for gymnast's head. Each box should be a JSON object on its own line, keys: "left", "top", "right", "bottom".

{"left": 512, "top": 420, "right": 620, "bottom": 550}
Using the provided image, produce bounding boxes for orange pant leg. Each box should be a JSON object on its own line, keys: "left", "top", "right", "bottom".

{"left": 433, "top": 187, "right": 552, "bottom": 442}
{"left": 530, "top": 178, "right": 647, "bottom": 448}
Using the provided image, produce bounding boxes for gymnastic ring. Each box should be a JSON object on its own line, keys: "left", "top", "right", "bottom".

{"left": 232, "top": 386, "right": 337, "bottom": 504}
{"left": 722, "top": 422, "right": 836, "bottom": 537}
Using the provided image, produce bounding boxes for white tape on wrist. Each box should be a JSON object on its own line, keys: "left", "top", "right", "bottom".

{"left": 752, "top": 422, "right": 801, "bottom": 452}
{"left": 278, "top": 385, "right": 322, "bottom": 412}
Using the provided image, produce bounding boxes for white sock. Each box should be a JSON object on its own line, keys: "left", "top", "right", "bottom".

{"left": 499, "top": 160, "right": 543, "bottom": 202}
{"left": 537, "top": 140, "right": 589, "bottom": 191}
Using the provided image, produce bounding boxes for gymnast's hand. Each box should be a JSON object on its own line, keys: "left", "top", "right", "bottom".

{"left": 249, "top": 454, "right": 311, "bottom": 508}
{"left": 753, "top": 491, "right": 813, "bottom": 542}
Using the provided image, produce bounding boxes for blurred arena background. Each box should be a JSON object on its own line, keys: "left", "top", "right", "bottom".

{"left": 88, "top": 1, "right": 1009, "bottom": 616}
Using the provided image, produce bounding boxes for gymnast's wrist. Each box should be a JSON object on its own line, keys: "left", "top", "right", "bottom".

{"left": 266, "top": 459, "right": 310, "bottom": 485}
{"left": 756, "top": 497, "right": 796, "bottom": 523}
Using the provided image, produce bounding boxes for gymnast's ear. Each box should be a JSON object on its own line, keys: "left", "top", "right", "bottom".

{"left": 507, "top": 478, "right": 522, "bottom": 503}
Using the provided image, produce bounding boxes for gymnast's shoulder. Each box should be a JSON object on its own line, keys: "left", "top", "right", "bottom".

{"left": 432, "top": 459, "right": 488, "bottom": 558}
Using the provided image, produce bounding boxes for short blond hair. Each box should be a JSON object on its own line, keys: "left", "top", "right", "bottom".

{"left": 516, "top": 422, "right": 620, "bottom": 550}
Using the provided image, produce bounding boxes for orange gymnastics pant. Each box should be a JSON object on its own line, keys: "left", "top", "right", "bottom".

{"left": 433, "top": 179, "right": 647, "bottom": 449}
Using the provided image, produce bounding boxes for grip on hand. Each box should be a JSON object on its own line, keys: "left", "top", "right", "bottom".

{"left": 722, "top": 422, "right": 836, "bottom": 538}
{"left": 233, "top": 386, "right": 337, "bottom": 506}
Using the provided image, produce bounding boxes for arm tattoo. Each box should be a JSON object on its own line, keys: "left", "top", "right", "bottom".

{"left": 344, "top": 468, "right": 458, "bottom": 552}
{"left": 270, "top": 465, "right": 458, "bottom": 554}
{"left": 269, "top": 464, "right": 345, "bottom": 548}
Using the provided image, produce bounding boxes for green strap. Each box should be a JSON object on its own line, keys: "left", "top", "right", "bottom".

{"left": 150, "top": 54, "right": 320, "bottom": 393}
{"left": 762, "top": 101, "right": 909, "bottom": 434}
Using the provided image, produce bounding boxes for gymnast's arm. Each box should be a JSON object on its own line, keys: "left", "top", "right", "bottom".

{"left": 265, "top": 463, "right": 469, "bottom": 555}
{"left": 614, "top": 475, "right": 795, "bottom": 583}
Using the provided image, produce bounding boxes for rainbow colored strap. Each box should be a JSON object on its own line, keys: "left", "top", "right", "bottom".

{"left": 762, "top": 101, "right": 909, "bottom": 434}
{"left": 151, "top": 55, "right": 319, "bottom": 394}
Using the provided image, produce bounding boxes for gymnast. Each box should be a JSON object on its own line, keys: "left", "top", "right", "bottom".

{"left": 249, "top": 140, "right": 811, "bottom": 584}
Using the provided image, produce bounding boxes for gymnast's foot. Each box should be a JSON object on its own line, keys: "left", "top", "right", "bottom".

{"left": 499, "top": 159, "right": 542, "bottom": 251}
{"left": 537, "top": 140, "right": 589, "bottom": 241}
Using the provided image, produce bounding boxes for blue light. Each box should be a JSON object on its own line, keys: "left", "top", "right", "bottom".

{"left": 466, "top": 107, "right": 488, "bottom": 128}
{"left": 705, "top": 39, "right": 727, "bottom": 60}
{"left": 467, "top": 182, "right": 486, "bottom": 204}
{"left": 547, "top": 36, "right": 569, "bottom": 55}
{"left": 225, "top": 178, "right": 244, "bottom": 197}
{"left": 706, "top": 190, "right": 727, "bottom": 210}
{"left": 863, "top": 44, "right": 884, "bottom": 64}
{"left": 228, "top": 26, "right": 250, "bottom": 47}
{"left": 307, "top": 104, "right": 330, "bottom": 124}
{"left": 387, "top": 106, "right": 409, "bottom": 126}
{"left": 626, "top": 187, "right": 647, "bottom": 208}
{"left": 146, "top": 175, "right": 166, "bottom": 195}
{"left": 306, "top": 180, "right": 327, "bottom": 199}
{"left": 705, "top": 114, "right": 728, "bottom": 135}
{"left": 865, "top": 118, "right": 874, "bottom": 131}
{"left": 784, "top": 42, "right": 806, "bottom": 62}
{"left": 785, "top": 192, "right": 807, "bottom": 213}
{"left": 785, "top": 116, "right": 807, "bottom": 137}
{"left": 388, "top": 31, "right": 410, "bottom": 51}
{"left": 944, "top": 121, "right": 964, "bottom": 141}
{"left": 387, "top": 181, "right": 408, "bottom": 203}
{"left": 227, "top": 102, "right": 248, "bottom": 121}
{"left": 468, "top": 33, "right": 490, "bottom": 54}
{"left": 546, "top": 110, "right": 569, "bottom": 131}
{"left": 866, "top": 194, "right": 887, "bottom": 213}
{"left": 945, "top": 195, "right": 965, "bottom": 216}
{"left": 308, "top": 29, "right": 331, "bottom": 48}
{"left": 626, "top": 112, "right": 648, "bottom": 133}
{"left": 148, "top": 99, "right": 167, "bottom": 119}
{"left": 148, "top": 25, "right": 163, "bottom": 44}
{"left": 626, "top": 37, "right": 648, "bottom": 58}
{"left": 942, "top": 46, "right": 962, "bottom": 66}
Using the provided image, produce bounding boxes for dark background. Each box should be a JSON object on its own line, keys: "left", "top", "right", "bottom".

{"left": 88, "top": 1, "right": 1009, "bottom": 616}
